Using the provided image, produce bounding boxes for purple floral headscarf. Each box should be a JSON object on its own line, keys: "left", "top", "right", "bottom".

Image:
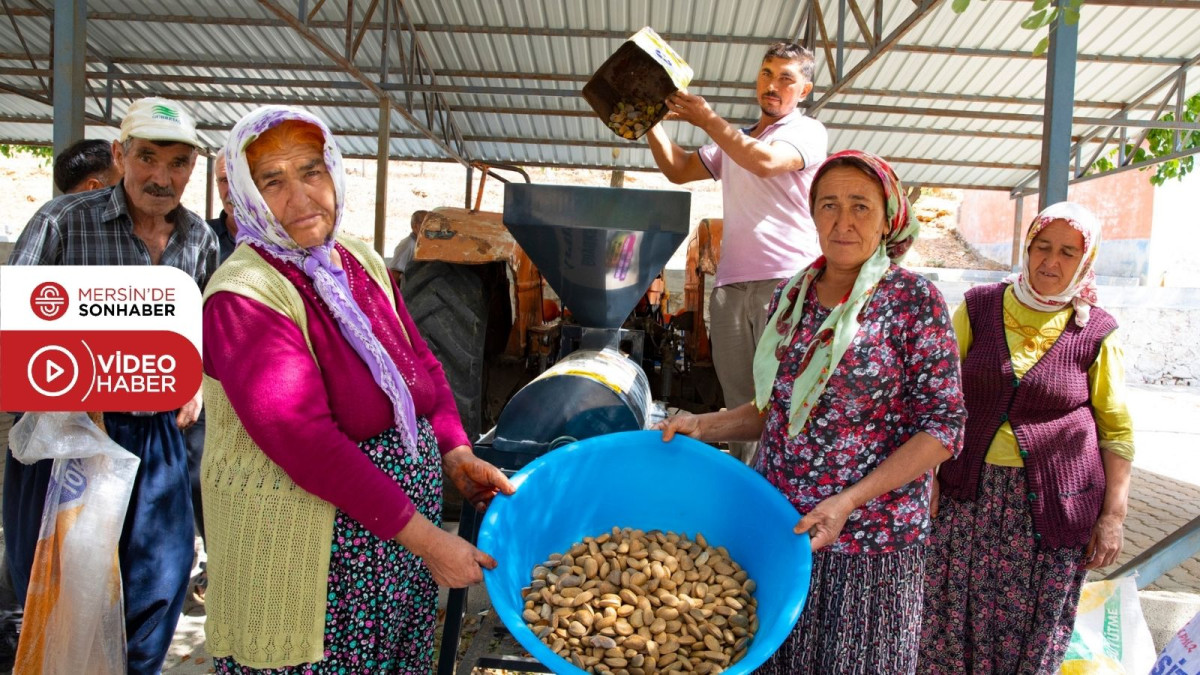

{"left": 225, "top": 106, "right": 419, "bottom": 452}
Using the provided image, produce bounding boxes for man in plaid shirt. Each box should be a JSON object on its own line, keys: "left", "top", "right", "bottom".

{"left": 4, "top": 97, "right": 218, "bottom": 674}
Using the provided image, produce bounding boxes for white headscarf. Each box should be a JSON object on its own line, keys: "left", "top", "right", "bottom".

{"left": 1004, "top": 201, "right": 1103, "bottom": 327}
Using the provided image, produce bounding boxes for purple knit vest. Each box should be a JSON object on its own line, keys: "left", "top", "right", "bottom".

{"left": 938, "top": 283, "right": 1117, "bottom": 549}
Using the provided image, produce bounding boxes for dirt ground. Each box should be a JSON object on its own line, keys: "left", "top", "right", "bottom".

{"left": 0, "top": 152, "right": 999, "bottom": 271}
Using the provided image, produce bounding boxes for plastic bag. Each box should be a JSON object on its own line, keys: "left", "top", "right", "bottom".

{"left": 1061, "top": 575, "right": 1157, "bottom": 674}
{"left": 9, "top": 412, "right": 140, "bottom": 675}
{"left": 1150, "top": 609, "right": 1200, "bottom": 674}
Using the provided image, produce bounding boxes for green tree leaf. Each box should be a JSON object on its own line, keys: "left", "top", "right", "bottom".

{"left": 953, "top": 1, "right": 1086, "bottom": 56}
{"left": 1021, "top": 9, "right": 1048, "bottom": 29}
{"left": 1087, "top": 92, "right": 1200, "bottom": 185}
{"left": 0, "top": 144, "right": 53, "bottom": 164}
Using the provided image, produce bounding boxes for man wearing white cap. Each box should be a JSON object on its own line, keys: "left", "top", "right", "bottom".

{"left": 5, "top": 96, "right": 217, "bottom": 674}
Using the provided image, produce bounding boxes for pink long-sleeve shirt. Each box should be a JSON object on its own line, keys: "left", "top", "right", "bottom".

{"left": 202, "top": 243, "right": 469, "bottom": 540}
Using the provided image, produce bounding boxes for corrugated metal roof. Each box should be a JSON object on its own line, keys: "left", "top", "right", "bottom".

{"left": 2, "top": 0, "right": 1199, "bottom": 192}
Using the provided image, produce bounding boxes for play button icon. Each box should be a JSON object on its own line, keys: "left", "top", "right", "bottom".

{"left": 27, "top": 345, "right": 80, "bottom": 397}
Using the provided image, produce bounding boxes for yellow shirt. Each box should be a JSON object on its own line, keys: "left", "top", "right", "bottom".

{"left": 952, "top": 286, "right": 1135, "bottom": 466}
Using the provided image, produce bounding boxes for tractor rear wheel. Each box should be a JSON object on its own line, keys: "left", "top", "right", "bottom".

{"left": 403, "top": 261, "right": 489, "bottom": 442}
{"left": 403, "top": 261, "right": 490, "bottom": 521}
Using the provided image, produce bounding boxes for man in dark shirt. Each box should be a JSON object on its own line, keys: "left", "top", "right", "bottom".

{"left": 182, "top": 147, "right": 240, "bottom": 608}
{"left": 0, "top": 135, "right": 128, "bottom": 670}
{"left": 4, "top": 96, "right": 217, "bottom": 675}
{"left": 53, "top": 138, "right": 121, "bottom": 194}
{"left": 205, "top": 149, "right": 238, "bottom": 263}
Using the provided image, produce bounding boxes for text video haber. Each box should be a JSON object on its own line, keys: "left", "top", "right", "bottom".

{"left": 94, "top": 352, "right": 178, "bottom": 394}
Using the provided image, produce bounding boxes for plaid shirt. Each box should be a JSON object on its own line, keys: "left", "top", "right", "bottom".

{"left": 9, "top": 183, "right": 219, "bottom": 290}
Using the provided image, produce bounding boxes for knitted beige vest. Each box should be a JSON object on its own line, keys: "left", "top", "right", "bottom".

{"left": 201, "top": 236, "right": 396, "bottom": 668}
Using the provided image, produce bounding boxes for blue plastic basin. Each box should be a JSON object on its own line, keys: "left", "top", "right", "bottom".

{"left": 477, "top": 430, "right": 812, "bottom": 674}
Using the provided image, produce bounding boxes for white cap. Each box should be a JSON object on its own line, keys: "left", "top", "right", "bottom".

{"left": 119, "top": 97, "right": 201, "bottom": 147}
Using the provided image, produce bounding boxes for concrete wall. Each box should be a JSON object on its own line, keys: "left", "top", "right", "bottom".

{"left": 1147, "top": 172, "right": 1200, "bottom": 288}
{"left": 937, "top": 281, "right": 1200, "bottom": 386}
{"left": 957, "top": 170, "right": 1155, "bottom": 280}
{"left": 1106, "top": 290, "right": 1200, "bottom": 386}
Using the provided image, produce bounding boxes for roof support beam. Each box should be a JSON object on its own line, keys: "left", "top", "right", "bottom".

{"left": 810, "top": 0, "right": 838, "bottom": 84}
{"left": 1012, "top": 49, "right": 1200, "bottom": 197}
{"left": 351, "top": 0, "right": 381, "bottom": 61}
{"left": 874, "top": 0, "right": 883, "bottom": 44}
{"left": 837, "top": 0, "right": 847, "bottom": 78}
{"left": 1069, "top": 144, "right": 1200, "bottom": 186}
{"left": 788, "top": 0, "right": 812, "bottom": 46}
{"left": 992, "top": 0, "right": 1199, "bottom": 7}
{"left": 1037, "top": 0, "right": 1079, "bottom": 211}
{"left": 51, "top": 0, "right": 86, "bottom": 194}
{"left": 809, "top": 0, "right": 944, "bottom": 114}
{"left": 205, "top": 152, "right": 215, "bottom": 220}
{"left": 0, "top": 113, "right": 1106, "bottom": 145}
{"left": 306, "top": 0, "right": 327, "bottom": 23}
{"left": 377, "top": 0, "right": 390, "bottom": 86}
{"left": 2, "top": 10, "right": 1191, "bottom": 65}
{"left": 13, "top": 1, "right": 163, "bottom": 145}
{"left": 1072, "top": 57, "right": 1200, "bottom": 180}
{"left": 0, "top": 135, "right": 1045, "bottom": 188}
{"left": 1011, "top": 197, "right": 1025, "bottom": 272}
{"left": 256, "top": 0, "right": 469, "bottom": 165}
{"left": 0, "top": 44, "right": 1184, "bottom": 69}
{"left": 847, "top": 0, "right": 875, "bottom": 49}
{"left": 374, "top": 97, "right": 390, "bottom": 256}
{"left": 0, "top": 64, "right": 1166, "bottom": 113}
{"left": 16, "top": 79, "right": 1191, "bottom": 134}
{"left": 343, "top": 0, "right": 354, "bottom": 60}
{"left": 1174, "top": 71, "right": 1186, "bottom": 152}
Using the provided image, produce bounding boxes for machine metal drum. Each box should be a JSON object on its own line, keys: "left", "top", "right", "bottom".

{"left": 492, "top": 346, "right": 650, "bottom": 454}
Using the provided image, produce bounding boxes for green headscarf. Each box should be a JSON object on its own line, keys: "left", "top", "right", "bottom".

{"left": 752, "top": 150, "right": 920, "bottom": 436}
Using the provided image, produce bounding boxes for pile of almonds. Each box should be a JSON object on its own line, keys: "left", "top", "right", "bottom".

{"left": 520, "top": 527, "right": 758, "bottom": 674}
{"left": 607, "top": 101, "right": 664, "bottom": 140}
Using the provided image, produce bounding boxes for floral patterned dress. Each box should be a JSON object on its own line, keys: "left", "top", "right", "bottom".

{"left": 755, "top": 265, "right": 965, "bottom": 674}
{"left": 214, "top": 418, "right": 443, "bottom": 674}
{"left": 918, "top": 288, "right": 1120, "bottom": 675}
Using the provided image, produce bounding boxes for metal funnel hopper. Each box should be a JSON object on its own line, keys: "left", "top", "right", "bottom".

{"left": 503, "top": 184, "right": 691, "bottom": 329}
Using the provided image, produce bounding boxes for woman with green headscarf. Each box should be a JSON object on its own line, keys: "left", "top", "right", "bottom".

{"left": 657, "top": 150, "right": 966, "bottom": 673}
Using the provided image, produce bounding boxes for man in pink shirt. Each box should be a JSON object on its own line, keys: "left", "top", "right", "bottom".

{"left": 648, "top": 42, "right": 827, "bottom": 464}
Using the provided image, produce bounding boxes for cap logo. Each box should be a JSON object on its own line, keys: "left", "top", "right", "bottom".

{"left": 151, "top": 104, "right": 180, "bottom": 123}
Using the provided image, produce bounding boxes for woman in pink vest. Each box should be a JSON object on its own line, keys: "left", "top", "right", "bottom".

{"left": 201, "top": 106, "right": 515, "bottom": 673}
{"left": 920, "top": 202, "right": 1135, "bottom": 673}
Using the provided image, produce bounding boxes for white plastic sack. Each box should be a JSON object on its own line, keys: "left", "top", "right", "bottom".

{"left": 1061, "top": 575, "right": 1157, "bottom": 674}
{"left": 9, "top": 412, "right": 140, "bottom": 675}
{"left": 1150, "top": 609, "right": 1200, "bottom": 674}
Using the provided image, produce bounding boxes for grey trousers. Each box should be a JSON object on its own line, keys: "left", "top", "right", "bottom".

{"left": 708, "top": 278, "right": 786, "bottom": 465}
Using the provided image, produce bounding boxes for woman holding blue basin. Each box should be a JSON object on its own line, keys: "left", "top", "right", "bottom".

{"left": 200, "top": 106, "right": 514, "bottom": 673}
{"left": 658, "top": 150, "right": 966, "bottom": 673}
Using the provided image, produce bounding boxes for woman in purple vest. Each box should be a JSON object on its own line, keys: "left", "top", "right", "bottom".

{"left": 919, "top": 201, "right": 1135, "bottom": 673}
{"left": 659, "top": 150, "right": 966, "bottom": 673}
